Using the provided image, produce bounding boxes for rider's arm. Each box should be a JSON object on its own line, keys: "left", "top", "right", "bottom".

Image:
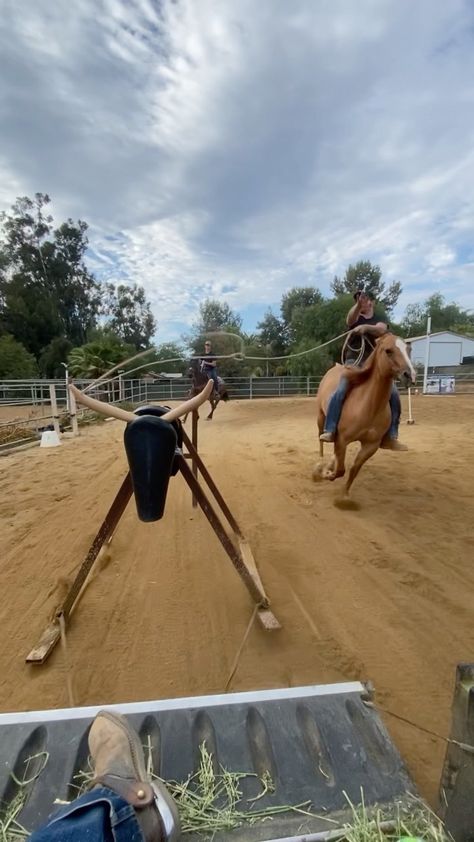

{"left": 346, "top": 300, "right": 362, "bottom": 327}
{"left": 354, "top": 322, "right": 388, "bottom": 336}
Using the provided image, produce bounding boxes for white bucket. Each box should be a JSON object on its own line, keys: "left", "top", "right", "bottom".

{"left": 40, "top": 430, "right": 61, "bottom": 448}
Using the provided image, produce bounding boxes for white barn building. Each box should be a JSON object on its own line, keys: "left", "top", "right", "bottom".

{"left": 406, "top": 331, "right": 474, "bottom": 367}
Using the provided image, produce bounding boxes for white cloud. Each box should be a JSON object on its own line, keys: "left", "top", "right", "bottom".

{"left": 1, "top": 0, "right": 474, "bottom": 338}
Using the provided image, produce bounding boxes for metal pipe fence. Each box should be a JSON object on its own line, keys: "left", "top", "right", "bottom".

{"left": 1, "top": 371, "right": 474, "bottom": 423}
{"left": 0, "top": 376, "right": 322, "bottom": 409}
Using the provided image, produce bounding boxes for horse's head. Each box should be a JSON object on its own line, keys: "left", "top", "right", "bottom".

{"left": 375, "top": 334, "right": 416, "bottom": 387}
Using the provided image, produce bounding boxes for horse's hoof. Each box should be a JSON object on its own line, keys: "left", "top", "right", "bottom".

{"left": 323, "top": 469, "right": 344, "bottom": 481}
{"left": 311, "top": 463, "right": 324, "bottom": 482}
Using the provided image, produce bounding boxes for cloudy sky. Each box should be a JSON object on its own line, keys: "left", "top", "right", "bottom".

{"left": 1, "top": 0, "right": 473, "bottom": 340}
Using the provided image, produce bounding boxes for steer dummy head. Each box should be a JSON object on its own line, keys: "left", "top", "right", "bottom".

{"left": 69, "top": 381, "right": 212, "bottom": 522}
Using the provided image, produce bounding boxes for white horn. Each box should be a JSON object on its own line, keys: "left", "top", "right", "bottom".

{"left": 161, "top": 380, "right": 213, "bottom": 420}
{"left": 69, "top": 380, "right": 213, "bottom": 423}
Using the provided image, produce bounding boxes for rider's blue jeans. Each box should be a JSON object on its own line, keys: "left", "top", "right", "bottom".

{"left": 30, "top": 787, "right": 144, "bottom": 842}
{"left": 204, "top": 367, "right": 218, "bottom": 391}
{"left": 324, "top": 376, "right": 401, "bottom": 439}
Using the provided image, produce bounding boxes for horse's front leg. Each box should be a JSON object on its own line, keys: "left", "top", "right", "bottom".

{"left": 343, "top": 440, "right": 380, "bottom": 496}
{"left": 206, "top": 398, "right": 215, "bottom": 420}
{"left": 323, "top": 437, "right": 346, "bottom": 481}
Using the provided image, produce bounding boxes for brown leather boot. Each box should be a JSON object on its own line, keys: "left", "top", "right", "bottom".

{"left": 89, "top": 710, "right": 180, "bottom": 842}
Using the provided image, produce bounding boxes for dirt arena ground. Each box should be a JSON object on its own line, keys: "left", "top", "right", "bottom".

{"left": 1, "top": 394, "right": 473, "bottom": 804}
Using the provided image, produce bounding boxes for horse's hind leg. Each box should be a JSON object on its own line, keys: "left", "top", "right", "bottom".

{"left": 317, "top": 409, "right": 325, "bottom": 458}
{"left": 312, "top": 408, "right": 327, "bottom": 480}
{"left": 343, "top": 441, "right": 380, "bottom": 496}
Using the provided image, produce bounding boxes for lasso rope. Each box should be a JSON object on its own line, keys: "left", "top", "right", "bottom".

{"left": 340, "top": 334, "right": 374, "bottom": 367}
{"left": 83, "top": 329, "right": 354, "bottom": 393}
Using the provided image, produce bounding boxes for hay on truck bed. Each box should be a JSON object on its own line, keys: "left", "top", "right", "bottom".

{"left": 0, "top": 744, "right": 450, "bottom": 842}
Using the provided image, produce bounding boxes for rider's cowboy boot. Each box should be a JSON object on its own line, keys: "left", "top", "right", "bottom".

{"left": 89, "top": 710, "right": 180, "bottom": 842}
{"left": 380, "top": 437, "right": 408, "bottom": 451}
{"left": 319, "top": 431, "right": 335, "bottom": 442}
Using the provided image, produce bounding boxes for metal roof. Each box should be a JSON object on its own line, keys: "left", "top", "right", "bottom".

{"left": 406, "top": 330, "right": 474, "bottom": 342}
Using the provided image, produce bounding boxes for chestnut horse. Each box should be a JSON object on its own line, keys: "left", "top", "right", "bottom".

{"left": 314, "top": 334, "right": 416, "bottom": 499}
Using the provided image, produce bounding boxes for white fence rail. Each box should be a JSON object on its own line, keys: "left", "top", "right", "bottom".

{"left": 1, "top": 371, "right": 474, "bottom": 423}
{"left": 1, "top": 373, "right": 473, "bottom": 451}
{"left": 0, "top": 376, "right": 320, "bottom": 410}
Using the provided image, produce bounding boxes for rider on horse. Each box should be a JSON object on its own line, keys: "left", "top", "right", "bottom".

{"left": 200, "top": 340, "right": 219, "bottom": 395}
{"left": 319, "top": 290, "right": 408, "bottom": 451}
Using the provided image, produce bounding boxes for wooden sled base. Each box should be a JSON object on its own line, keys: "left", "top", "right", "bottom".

{"left": 26, "top": 415, "right": 280, "bottom": 664}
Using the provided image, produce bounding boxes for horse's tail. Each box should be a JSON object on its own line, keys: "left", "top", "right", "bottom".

{"left": 221, "top": 390, "right": 230, "bottom": 402}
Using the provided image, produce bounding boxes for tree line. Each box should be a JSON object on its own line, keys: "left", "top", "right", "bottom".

{"left": 1, "top": 194, "right": 473, "bottom": 380}
{"left": 0, "top": 194, "right": 156, "bottom": 378}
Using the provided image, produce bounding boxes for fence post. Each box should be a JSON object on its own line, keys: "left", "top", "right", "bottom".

{"left": 249, "top": 376, "right": 253, "bottom": 400}
{"left": 68, "top": 386, "right": 79, "bottom": 436}
{"left": 49, "top": 385, "right": 61, "bottom": 438}
{"left": 307, "top": 376, "right": 310, "bottom": 396}
{"left": 439, "top": 663, "right": 474, "bottom": 841}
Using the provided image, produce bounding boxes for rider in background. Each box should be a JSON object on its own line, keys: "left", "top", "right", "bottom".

{"left": 200, "top": 340, "right": 219, "bottom": 394}
{"left": 319, "top": 290, "right": 408, "bottom": 451}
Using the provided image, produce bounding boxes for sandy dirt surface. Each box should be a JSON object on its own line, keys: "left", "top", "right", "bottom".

{"left": 1, "top": 394, "right": 473, "bottom": 803}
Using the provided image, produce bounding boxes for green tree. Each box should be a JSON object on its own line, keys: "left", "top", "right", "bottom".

{"left": 331, "top": 260, "right": 401, "bottom": 312}
{"left": 280, "top": 287, "right": 323, "bottom": 340}
{"left": 0, "top": 194, "right": 101, "bottom": 356}
{"left": 39, "top": 337, "right": 73, "bottom": 378}
{"left": 68, "top": 335, "right": 135, "bottom": 379}
{"left": 0, "top": 334, "right": 38, "bottom": 378}
{"left": 400, "top": 303, "right": 425, "bottom": 337}
{"left": 291, "top": 296, "right": 349, "bottom": 360}
{"left": 192, "top": 299, "right": 243, "bottom": 334}
{"left": 236, "top": 332, "right": 273, "bottom": 377}
{"left": 401, "top": 293, "right": 474, "bottom": 336}
{"left": 286, "top": 340, "right": 332, "bottom": 377}
{"left": 257, "top": 309, "right": 287, "bottom": 353}
{"left": 451, "top": 323, "right": 474, "bottom": 337}
{"left": 103, "top": 283, "right": 156, "bottom": 350}
{"left": 186, "top": 299, "right": 244, "bottom": 377}
{"left": 150, "top": 342, "right": 186, "bottom": 375}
